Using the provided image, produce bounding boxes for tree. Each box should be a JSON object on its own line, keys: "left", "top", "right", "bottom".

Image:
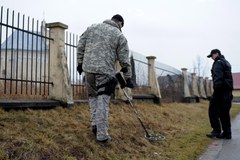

{"left": 193, "top": 55, "right": 210, "bottom": 77}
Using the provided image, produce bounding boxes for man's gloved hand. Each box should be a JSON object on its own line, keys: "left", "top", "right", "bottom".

{"left": 77, "top": 64, "right": 83, "bottom": 75}
{"left": 120, "top": 67, "right": 128, "bottom": 73}
{"left": 126, "top": 78, "right": 134, "bottom": 88}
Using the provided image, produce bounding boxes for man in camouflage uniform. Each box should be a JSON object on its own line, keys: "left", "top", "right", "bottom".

{"left": 77, "top": 14, "right": 133, "bottom": 143}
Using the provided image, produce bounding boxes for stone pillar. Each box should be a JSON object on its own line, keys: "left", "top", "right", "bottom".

{"left": 181, "top": 68, "right": 191, "bottom": 98}
{"left": 210, "top": 80, "right": 214, "bottom": 95}
{"left": 46, "top": 22, "right": 73, "bottom": 106}
{"left": 191, "top": 73, "right": 200, "bottom": 97}
{"left": 114, "top": 60, "right": 132, "bottom": 101}
{"left": 199, "top": 76, "right": 207, "bottom": 99}
{"left": 146, "top": 56, "right": 161, "bottom": 104}
{"left": 205, "top": 77, "right": 212, "bottom": 98}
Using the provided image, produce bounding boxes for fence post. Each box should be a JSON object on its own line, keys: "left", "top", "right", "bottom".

{"left": 191, "top": 73, "right": 200, "bottom": 102}
{"left": 46, "top": 22, "right": 73, "bottom": 106}
{"left": 210, "top": 80, "right": 214, "bottom": 95}
{"left": 199, "top": 76, "right": 207, "bottom": 99}
{"left": 181, "top": 68, "right": 191, "bottom": 102}
{"left": 205, "top": 77, "right": 212, "bottom": 99}
{"left": 146, "top": 56, "right": 161, "bottom": 104}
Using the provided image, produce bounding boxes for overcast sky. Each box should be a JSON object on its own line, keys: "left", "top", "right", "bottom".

{"left": 1, "top": 0, "right": 240, "bottom": 76}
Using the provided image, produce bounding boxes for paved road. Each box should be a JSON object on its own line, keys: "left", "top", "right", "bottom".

{"left": 198, "top": 112, "right": 240, "bottom": 160}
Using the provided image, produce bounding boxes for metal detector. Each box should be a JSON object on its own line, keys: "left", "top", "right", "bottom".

{"left": 116, "top": 72, "right": 165, "bottom": 141}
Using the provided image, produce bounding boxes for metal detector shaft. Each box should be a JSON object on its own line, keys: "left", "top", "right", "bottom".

{"left": 122, "top": 88, "right": 151, "bottom": 137}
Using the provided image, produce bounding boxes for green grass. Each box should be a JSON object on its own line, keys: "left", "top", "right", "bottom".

{"left": 0, "top": 100, "right": 240, "bottom": 160}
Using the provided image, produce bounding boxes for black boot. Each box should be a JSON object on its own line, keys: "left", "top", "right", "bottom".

{"left": 96, "top": 136, "right": 112, "bottom": 145}
{"left": 217, "top": 132, "right": 232, "bottom": 139}
{"left": 206, "top": 130, "right": 221, "bottom": 138}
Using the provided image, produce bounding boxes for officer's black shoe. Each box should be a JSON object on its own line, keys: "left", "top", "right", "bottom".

{"left": 206, "top": 131, "right": 221, "bottom": 138}
{"left": 217, "top": 132, "right": 232, "bottom": 139}
{"left": 92, "top": 125, "right": 97, "bottom": 136}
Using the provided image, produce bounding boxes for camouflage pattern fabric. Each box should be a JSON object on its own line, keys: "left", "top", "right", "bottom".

{"left": 77, "top": 19, "right": 132, "bottom": 79}
{"left": 85, "top": 73, "right": 112, "bottom": 141}
{"left": 96, "top": 94, "right": 111, "bottom": 141}
{"left": 89, "top": 97, "right": 97, "bottom": 126}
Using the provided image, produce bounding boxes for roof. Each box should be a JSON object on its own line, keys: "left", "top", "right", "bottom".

{"left": 233, "top": 72, "right": 240, "bottom": 90}
{"left": 1, "top": 30, "right": 48, "bottom": 51}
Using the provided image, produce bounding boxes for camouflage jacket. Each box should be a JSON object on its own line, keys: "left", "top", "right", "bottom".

{"left": 77, "top": 19, "right": 132, "bottom": 79}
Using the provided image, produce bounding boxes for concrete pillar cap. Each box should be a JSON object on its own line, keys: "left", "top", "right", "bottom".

{"left": 46, "top": 22, "right": 68, "bottom": 29}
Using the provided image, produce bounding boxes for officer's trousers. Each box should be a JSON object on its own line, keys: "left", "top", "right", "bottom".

{"left": 208, "top": 90, "right": 232, "bottom": 133}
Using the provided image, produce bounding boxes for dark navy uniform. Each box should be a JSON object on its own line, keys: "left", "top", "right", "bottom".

{"left": 208, "top": 54, "right": 233, "bottom": 139}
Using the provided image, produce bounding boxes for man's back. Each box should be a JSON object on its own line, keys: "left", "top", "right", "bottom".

{"left": 78, "top": 19, "right": 129, "bottom": 76}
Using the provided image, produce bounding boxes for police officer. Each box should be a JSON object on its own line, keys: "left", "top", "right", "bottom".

{"left": 206, "top": 49, "right": 233, "bottom": 139}
{"left": 77, "top": 14, "right": 133, "bottom": 144}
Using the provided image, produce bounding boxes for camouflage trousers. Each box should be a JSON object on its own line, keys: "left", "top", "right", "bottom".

{"left": 85, "top": 73, "right": 114, "bottom": 141}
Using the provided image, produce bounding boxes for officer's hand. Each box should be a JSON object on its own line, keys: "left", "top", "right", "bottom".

{"left": 77, "top": 64, "right": 83, "bottom": 75}
{"left": 214, "top": 87, "right": 224, "bottom": 98}
{"left": 214, "top": 87, "right": 224, "bottom": 93}
{"left": 126, "top": 78, "right": 134, "bottom": 88}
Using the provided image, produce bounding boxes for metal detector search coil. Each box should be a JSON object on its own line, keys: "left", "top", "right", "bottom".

{"left": 145, "top": 133, "right": 165, "bottom": 141}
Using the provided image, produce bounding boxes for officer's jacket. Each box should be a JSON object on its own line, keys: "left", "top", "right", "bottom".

{"left": 211, "top": 55, "right": 233, "bottom": 90}
{"left": 77, "top": 19, "right": 132, "bottom": 79}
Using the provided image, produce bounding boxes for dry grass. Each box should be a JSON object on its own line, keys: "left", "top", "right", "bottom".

{"left": 0, "top": 100, "right": 240, "bottom": 160}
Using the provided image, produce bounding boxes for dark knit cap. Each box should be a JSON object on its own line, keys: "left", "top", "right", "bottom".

{"left": 207, "top": 49, "right": 221, "bottom": 58}
{"left": 112, "top": 14, "right": 124, "bottom": 27}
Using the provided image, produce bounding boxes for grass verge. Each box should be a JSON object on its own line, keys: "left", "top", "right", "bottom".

{"left": 0, "top": 100, "right": 240, "bottom": 160}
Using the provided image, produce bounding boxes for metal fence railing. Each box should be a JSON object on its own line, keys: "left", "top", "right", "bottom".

{"left": 154, "top": 61, "right": 183, "bottom": 102}
{"left": 65, "top": 32, "right": 88, "bottom": 100}
{"left": 0, "top": 6, "right": 52, "bottom": 99}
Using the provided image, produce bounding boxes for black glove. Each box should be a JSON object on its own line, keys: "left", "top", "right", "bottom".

{"left": 126, "top": 78, "right": 134, "bottom": 88}
{"left": 120, "top": 67, "right": 128, "bottom": 73}
{"left": 77, "top": 64, "right": 83, "bottom": 75}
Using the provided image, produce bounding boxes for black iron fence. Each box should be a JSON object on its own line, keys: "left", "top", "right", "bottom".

{"left": 0, "top": 6, "right": 52, "bottom": 99}
{"left": 65, "top": 32, "right": 88, "bottom": 100}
